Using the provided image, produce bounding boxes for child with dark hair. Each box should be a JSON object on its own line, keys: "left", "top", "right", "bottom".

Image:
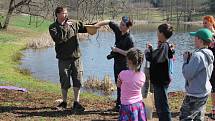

{"left": 145, "top": 23, "right": 174, "bottom": 121}
{"left": 117, "top": 48, "right": 147, "bottom": 121}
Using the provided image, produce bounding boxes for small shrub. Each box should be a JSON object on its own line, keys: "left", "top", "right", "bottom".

{"left": 84, "top": 75, "right": 116, "bottom": 94}
{"left": 27, "top": 33, "right": 54, "bottom": 49}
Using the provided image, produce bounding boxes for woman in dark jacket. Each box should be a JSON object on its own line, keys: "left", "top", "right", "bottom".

{"left": 95, "top": 16, "right": 134, "bottom": 111}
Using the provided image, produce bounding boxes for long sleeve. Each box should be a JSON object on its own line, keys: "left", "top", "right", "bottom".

{"left": 109, "top": 21, "right": 120, "bottom": 35}
{"left": 182, "top": 53, "right": 204, "bottom": 81}
{"left": 77, "top": 22, "right": 87, "bottom": 33}
{"left": 49, "top": 25, "right": 67, "bottom": 45}
{"left": 152, "top": 43, "right": 169, "bottom": 63}
{"left": 145, "top": 51, "right": 152, "bottom": 62}
{"left": 126, "top": 37, "right": 134, "bottom": 49}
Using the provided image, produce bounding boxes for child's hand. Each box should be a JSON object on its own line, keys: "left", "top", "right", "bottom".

{"left": 117, "top": 78, "right": 122, "bottom": 88}
{"left": 183, "top": 51, "right": 192, "bottom": 63}
{"left": 146, "top": 43, "right": 152, "bottom": 49}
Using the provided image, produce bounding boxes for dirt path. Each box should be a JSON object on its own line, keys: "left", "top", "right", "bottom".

{"left": 0, "top": 90, "right": 213, "bottom": 121}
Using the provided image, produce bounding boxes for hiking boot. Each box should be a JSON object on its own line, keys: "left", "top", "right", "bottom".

{"left": 72, "top": 101, "right": 85, "bottom": 112}
{"left": 56, "top": 102, "right": 67, "bottom": 110}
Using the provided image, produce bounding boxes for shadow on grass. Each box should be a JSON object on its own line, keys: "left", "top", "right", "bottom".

{"left": 0, "top": 106, "right": 51, "bottom": 113}
{"left": 16, "top": 109, "right": 118, "bottom": 118}
{"left": 0, "top": 106, "right": 118, "bottom": 118}
{"left": 1, "top": 106, "right": 182, "bottom": 119}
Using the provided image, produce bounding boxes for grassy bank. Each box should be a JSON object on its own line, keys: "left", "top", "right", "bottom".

{"left": 0, "top": 15, "right": 59, "bottom": 93}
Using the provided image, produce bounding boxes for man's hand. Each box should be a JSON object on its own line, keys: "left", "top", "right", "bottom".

{"left": 64, "top": 20, "right": 73, "bottom": 28}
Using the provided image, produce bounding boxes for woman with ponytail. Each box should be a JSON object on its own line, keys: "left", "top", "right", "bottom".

{"left": 203, "top": 15, "right": 215, "bottom": 119}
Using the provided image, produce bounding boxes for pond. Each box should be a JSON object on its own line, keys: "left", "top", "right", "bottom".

{"left": 20, "top": 23, "right": 201, "bottom": 94}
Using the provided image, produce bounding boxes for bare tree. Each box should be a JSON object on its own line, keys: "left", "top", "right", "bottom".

{"left": 1, "top": 0, "right": 31, "bottom": 30}
{"left": 75, "top": 0, "right": 106, "bottom": 23}
{"left": 0, "top": 0, "right": 55, "bottom": 30}
{"left": 159, "top": 0, "right": 206, "bottom": 23}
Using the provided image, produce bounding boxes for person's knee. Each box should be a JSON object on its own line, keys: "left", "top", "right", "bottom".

{"left": 59, "top": 67, "right": 70, "bottom": 83}
{"left": 61, "top": 84, "right": 71, "bottom": 90}
{"left": 154, "top": 95, "right": 170, "bottom": 113}
{"left": 71, "top": 69, "right": 83, "bottom": 87}
{"left": 73, "top": 87, "right": 80, "bottom": 91}
{"left": 179, "top": 101, "right": 193, "bottom": 120}
{"left": 60, "top": 76, "right": 71, "bottom": 89}
{"left": 73, "top": 83, "right": 82, "bottom": 88}
{"left": 72, "top": 78, "right": 82, "bottom": 88}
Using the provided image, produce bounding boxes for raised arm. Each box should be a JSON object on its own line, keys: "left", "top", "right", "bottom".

{"left": 94, "top": 20, "right": 111, "bottom": 27}
{"left": 77, "top": 22, "right": 87, "bottom": 33}
{"left": 95, "top": 20, "right": 120, "bottom": 34}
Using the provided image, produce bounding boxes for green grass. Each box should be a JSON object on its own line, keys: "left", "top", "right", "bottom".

{"left": 10, "top": 15, "right": 52, "bottom": 32}
{"left": 0, "top": 15, "right": 51, "bottom": 43}
{"left": 0, "top": 32, "right": 16, "bottom": 42}
{"left": 0, "top": 43, "right": 60, "bottom": 93}
{"left": 0, "top": 15, "right": 66, "bottom": 93}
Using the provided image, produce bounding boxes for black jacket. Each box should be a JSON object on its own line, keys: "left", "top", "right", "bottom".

{"left": 146, "top": 42, "right": 173, "bottom": 86}
{"left": 49, "top": 21, "right": 87, "bottom": 60}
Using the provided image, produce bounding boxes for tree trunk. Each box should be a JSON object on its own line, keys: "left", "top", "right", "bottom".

{"left": 2, "top": 8, "right": 14, "bottom": 30}
{"left": 1, "top": 0, "right": 31, "bottom": 30}
{"left": 2, "top": 0, "right": 15, "bottom": 30}
{"left": 176, "top": 0, "right": 179, "bottom": 23}
{"left": 0, "top": 22, "right": 2, "bottom": 29}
